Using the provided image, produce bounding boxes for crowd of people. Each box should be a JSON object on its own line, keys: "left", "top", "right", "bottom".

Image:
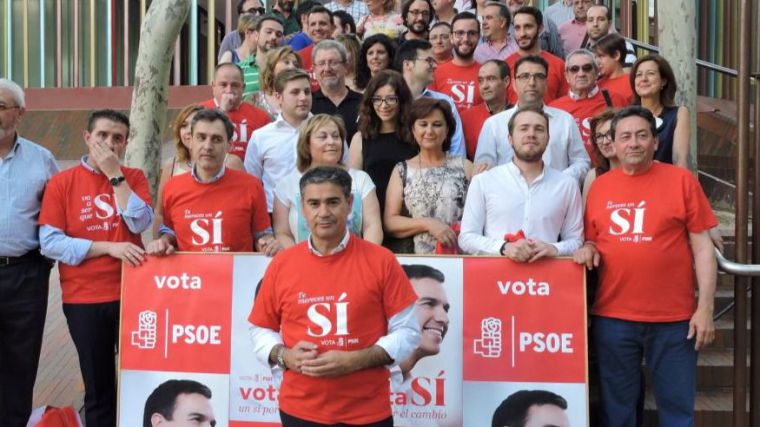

{"left": 0, "top": 0, "right": 721, "bottom": 426}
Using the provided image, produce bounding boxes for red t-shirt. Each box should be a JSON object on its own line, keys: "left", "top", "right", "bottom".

{"left": 549, "top": 89, "right": 627, "bottom": 165}
{"left": 584, "top": 163, "right": 718, "bottom": 322}
{"left": 200, "top": 99, "right": 271, "bottom": 161}
{"left": 248, "top": 236, "right": 417, "bottom": 425}
{"left": 599, "top": 74, "right": 634, "bottom": 105}
{"left": 506, "top": 50, "right": 569, "bottom": 105}
{"left": 431, "top": 61, "right": 483, "bottom": 111}
{"left": 297, "top": 44, "right": 321, "bottom": 92}
{"left": 460, "top": 103, "right": 492, "bottom": 160}
{"left": 162, "top": 169, "right": 270, "bottom": 252}
{"left": 39, "top": 164, "right": 151, "bottom": 304}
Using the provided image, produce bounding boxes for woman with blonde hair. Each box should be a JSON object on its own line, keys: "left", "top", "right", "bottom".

{"left": 219, "top": 14, "right": 258, "bottom": 65}
{"left": 335, "top": 34, "right": 362, "bottom": 92}
{"left": 273, "top": 114, "right": 383, "bottom": 247}
{"left": 249, "top": 46, "right": 303, "bottom": 119}
{"left": 152, "top": 105, "right": 244, "bottom": 236}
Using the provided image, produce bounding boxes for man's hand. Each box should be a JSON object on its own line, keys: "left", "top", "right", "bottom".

{"left": 108, "top": 242, "right": 146, "bottom": 267}
{"left": 502, "top": 239, "right": 534, "bottom": 262}
{"left": 528, "top": 240, "right": 558, "bottom": 263}
{"left": 283, "top": 341, "right": 318, "bottom": 371}
{"left": 300, "top": 350, "right": 359, "bottom": 377}
{"left": 688, "top": 307, "right": 715, "bottom": 351}
{"left": 573, "top": 243, "right": 600, "bottom": 270}
{"left": 219, "top": 93, "right": 237, "bottom": 112}
{"left": 90, "top": 140, "right": 122, "bottom": 178}
{"left": 146, "top": 235, "right": 176, "bottom": 257}
{"left": 257, "top": 235, "right": 283, "bottom": 257}
{"left": 473, "top": 162, "right": 492, "bottom": 175}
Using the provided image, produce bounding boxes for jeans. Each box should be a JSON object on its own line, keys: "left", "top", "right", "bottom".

{"left": 593, "top": 316, "right": 697, "bottom": 427}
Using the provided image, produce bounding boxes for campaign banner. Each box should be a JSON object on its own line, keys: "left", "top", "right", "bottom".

{"left": 118, "top": 254, "right": 586, "bottom": 427}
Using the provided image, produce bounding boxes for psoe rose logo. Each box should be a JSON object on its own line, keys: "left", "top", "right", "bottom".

{"left": 131, "top": 310, "right": 158, "bottom": 349}
{"left": 473, "top": 317, "right": 502, "bottom": 358}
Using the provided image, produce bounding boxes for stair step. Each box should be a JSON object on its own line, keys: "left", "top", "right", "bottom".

{"left": 712, "top": 318, "right": 751, "bottom": 349}
{"left": 642, "top": 389, "right": 748, "bottom": 427}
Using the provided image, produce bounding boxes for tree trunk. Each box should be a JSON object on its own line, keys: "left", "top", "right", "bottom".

{"left": 125, "top": 0, "right": 191, "bottom": 200}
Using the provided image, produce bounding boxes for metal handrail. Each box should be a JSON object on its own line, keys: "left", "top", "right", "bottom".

{"left": 715, "top": 248, "right": 760, "bottom": 276}
{"left": 627, "top": 38, "right": 743, "bottom": 78}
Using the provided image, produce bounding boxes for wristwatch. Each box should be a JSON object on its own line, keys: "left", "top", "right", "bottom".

{"left": 109, "top": 176, "right": 126, "bottom": 187}
{"left": 275, "top": 345, "right": 288, "bottom": 370}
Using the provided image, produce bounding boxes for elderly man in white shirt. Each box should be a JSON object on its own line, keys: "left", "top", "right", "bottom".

{"left": 459, "top": 106, "right": 583, "bottom": 260}
{"left": 474, "top": 54, "right": 590, "bottom": 184}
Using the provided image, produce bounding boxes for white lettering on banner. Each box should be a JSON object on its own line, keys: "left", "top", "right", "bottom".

{"left": 306, "top": 292, "right": 350, "bottom": 337}
{"left": 390, "top": 371, "right": 447, "bottom": 407}
{"left": 153, "top": 273, "right": 202, "bottom": 290}
{"left": 497, "top": 278, "right": 550, "bottom": 296}
{"left": 171, "top": 324, "right": 222, "bottom": 345}
{"left": 190, "top": 211, "right": 224, "bottom": 246}
{"left": 519, "top": 332, "right": 574, "bottom": 353}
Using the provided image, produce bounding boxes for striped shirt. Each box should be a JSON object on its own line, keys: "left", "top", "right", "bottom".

{"left": 325, "top": 0, "right": 370, "bottom": 25}
{"left": 239, "top": 55, "right": 261, "bottom": 97}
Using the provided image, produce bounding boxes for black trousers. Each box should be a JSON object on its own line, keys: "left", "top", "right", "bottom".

{"left": 280, "top": 410, "right": 394, "bottom": 427}
{"left": 63, "top": 300, "right": 120, "bottom": 427}
{"left": 0, "top": 254, "right": 51, "bottom": 427}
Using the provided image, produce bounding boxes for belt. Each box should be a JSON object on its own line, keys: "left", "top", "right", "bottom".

{"left": 0, "top": 250, "right": 42, "bottom": 267}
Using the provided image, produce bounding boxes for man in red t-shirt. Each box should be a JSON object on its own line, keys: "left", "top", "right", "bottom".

{"left": 146, "top": 108, "right": 280, "bottom": 257}
{"left": 39, "top": 110, "right": 154, "bottom": 427}
{"left": 431, "top": 11, "right": 483, "bottom": 112}
{"left": 461, "top": 60, "right": 511, "bottom": 160}
{"left": 576, "top": 106, "right": 717, "bottom": 427}
{"left": 249, "top": 166, "right": 419, "bottom": 426}
{"left": 549, "top": 49, "right": 626, "bottom": 163}
{"left": 506, "top": 6, "right": 568, "bottom": 105}
{"left": 201, "top": 63, "right": 270, "bottom": 161}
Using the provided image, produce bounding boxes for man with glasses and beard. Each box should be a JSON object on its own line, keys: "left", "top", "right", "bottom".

{"left": 459, "top": 107, "right": 583, "bottom": 261}
{"left": 398, "top": 0, "right": 433, "bottom": 43}
{"left": 431, "top": 12, "right": 482, "bottom": 112}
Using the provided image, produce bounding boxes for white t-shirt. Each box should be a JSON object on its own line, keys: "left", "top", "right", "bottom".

{"left": 274, "top": 168, "right": 376, "bottom": 242}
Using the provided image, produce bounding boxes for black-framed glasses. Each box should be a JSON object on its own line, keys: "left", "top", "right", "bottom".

{"left": 594, "top": 132, "right": 613, "bottom": 144}
{"left": 414, "top": 57, "right": 436, "bottom": 66}
{"left": 370, "top": 96, "right": 399, "bottom": 107}
{"left": 0, "top": 104, "right": 20, "bottom": 112}
{"left": 568, "top": 63, "right": 595, "bottom": 74}
{"left": 314, "top": 60, "right": 345, "bottom": 68}
{"left": 515, "top": 73, "right": 547, "bottom": 82}
{"left": 408, "top": 9, "right": 430, "bottom": 17}
{"left": 452, "top": 30, "right": 479, "bottom": 39}
{"left": 243, "top": 7, "right": 266, "bottom": 15}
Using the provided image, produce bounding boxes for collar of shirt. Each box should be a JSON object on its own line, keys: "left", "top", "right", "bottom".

{"left": 274, "top": 112, "right": 313, "bottom": 129}
{"left": 513, "top": 103, "right": 554, "bottom": 118}
{"left": 80, "top": 155, "right": 101, "bottom": 174}
{"left": 1, "top": 133, "right": 20, "bottom": 160}
{"left": 568, "top": 85, "right": 600, "bottom": 100}
{"left": 506, "top": 159, "right": 546, "bottom": 188}
{"left": 308, "top": 229, "right": 351, "bottom": 256}
{"left": 190, "top": 163, "right": 226, "bottom": 184}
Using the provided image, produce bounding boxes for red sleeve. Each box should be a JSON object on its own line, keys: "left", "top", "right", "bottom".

{"left": 380, "top": 252, "right": 419, "bottom": 318}
{"left": 38, "top": 174, "right": 67, "bottom": 229}
{"left": 682, "top": 171, "right": 718, "bottom": 233}
{"left": 250, "top": 177, "right": 272, "bottom": 235}
{"left": 248, "top": 257, "right": 282, "bottom": 329}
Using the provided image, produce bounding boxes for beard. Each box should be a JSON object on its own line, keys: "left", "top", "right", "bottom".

{"left": 513, "top": 144, "right": 544, "bottom": 162}
{"left": 453, "top": 44, "right": 474, "bottom": 60}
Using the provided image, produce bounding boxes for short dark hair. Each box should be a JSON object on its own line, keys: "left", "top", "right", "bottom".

{"left": 402, "top": 0, "right": 433, "bottom": 23}
{"left": 492, "top": 390, "right": 567, "bottom": 427}
{"left": 484, "top": 1, "right": 511, "bottom": 28}
{"left": 589, "top": 3, "right": 612, "bottom": 20}
{"left": 332, "top": 10, "right": 356, "bottom": 34}
{"left": 394, "top": 39, "right": 432, "bottom": 72}
{"left": 273, "top": 68, "right": 311, "bottom": 93}
{"left": 143, "top": 379, "right": 212, "bottom": 427}
{"left": 451, "top": 11, "right": 479, "bottom": 33}
{"left": 299, "top": 165, "right": 353, "bottom": 200}
{"left": 357, "top": 34, "right": 397, "bottom": 89}
{"left": 255, "top": 14, "right": 285, "bottom": 31}
{"left": 513, "top": 5, "right": 543, "bottom": 28}
{"left": 406, "top": 97, "right": 456, "bottom": 152}
{"left": 402, "top": 264, "right": 445, "bottom": 282}
{"left": 430, "top": 21, "right": 451, "bottom": 33}
{"left": 214, "top": 62, "right": 245, "bottom": 82}
{"left": 482, "top": 59, "right": 511, "bottom": 80}
{"left": 191, "top": 108, "right": 235, "bottom": 141}
{"left": 594, "top": 33, "right": 627, "bottom": 66}
{"left": 295, "top": 0, "right": 316, "bottom": 28}
{"left": 631, "top": 54, "right": 678, "bottom": 107}
{"left": 610, "top": 105, "right": 657, "bottom": 141}
{"left": 236, "top": 0, "right": 249, "bottom": 15}
{"left": 87, "top": 109, "right": 130, "bottom": 133}
{"left": 507, "top": 106, "right": 549, "bottom": 135}
{"left": 307, "top": 5, "right": 333, "bottom": 23}
{"left": 514, "top": 54, "right": 548, "bottom": 76}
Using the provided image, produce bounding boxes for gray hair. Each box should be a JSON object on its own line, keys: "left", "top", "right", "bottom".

{"left": 565, "top": 48, "right": 598, "bottom": 73}
{"left": 299, "top": 166, "right": 353, "bottom": 200}
{"left": 484, "top": 1, "right": 510, "bottom": 22}
{"left": 0, "top": 78, "right": 25, "bottom": 108}
{"left": 311, "top": 39, "right": 348, "bottom": 64}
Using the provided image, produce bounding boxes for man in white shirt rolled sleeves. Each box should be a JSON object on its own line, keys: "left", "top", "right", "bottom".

{"left": 474, "top": 54, "right": 590, "bottom": 184}
{"left": 459, "top": 106, "right": 583, "bottom": 260}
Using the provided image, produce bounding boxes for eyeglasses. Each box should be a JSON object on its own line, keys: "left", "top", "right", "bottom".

{"left": 568, "top": 63, "right": 595, "bottom": 74}
{"left": 430, "top": 33, "right": 450, "bottom": 41}
{"left": 515, "top": 72, "right": 547, "bottom": 82}
{"left": 415, "top": 57, "right": 437, "bottom": 66}
{"left": 452, "top": 30, "right": 479, "bottom": 39}
{"left": 0, "top": 104, "right": 19, "bottom": 112}
{"left": 314, "top": 60, "right": 345, "bottom": 68}
{"left": 594, "top": 132, "right": 613, "bottom": 144}
{"left": 370, "top": 96, "right": 399, "bottom": 107}
{"left": 408, "top": 9, "right": 430, "bottom": 17}
{"left": 243, "top": 7, "right": 266, "bottom": 15}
